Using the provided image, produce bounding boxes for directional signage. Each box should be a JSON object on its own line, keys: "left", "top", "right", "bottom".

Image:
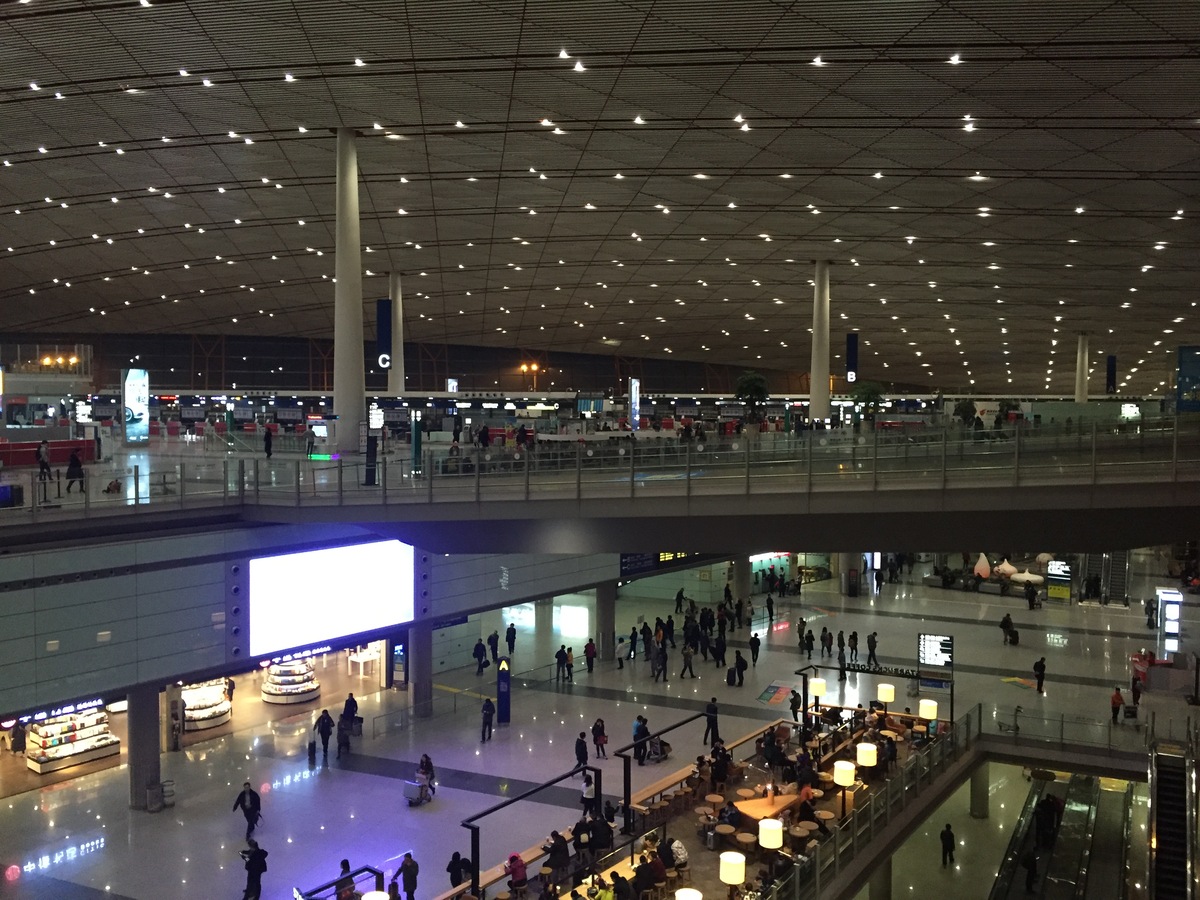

{"left": 918, "top": 634, "right": 954, "bottom": 669}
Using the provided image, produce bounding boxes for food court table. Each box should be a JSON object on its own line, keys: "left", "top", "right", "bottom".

{"left": 734, "top": 794, "right": 803, "bottom": 822}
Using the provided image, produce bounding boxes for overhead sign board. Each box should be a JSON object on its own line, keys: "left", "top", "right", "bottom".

{"left": 918, "top": 633, "right": 954, "bottom": 669}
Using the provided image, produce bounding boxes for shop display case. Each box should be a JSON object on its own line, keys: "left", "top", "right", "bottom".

{"left": 182, "top": 679, "right": 232, "bottom": 731}
{"left": 261, "top": 660, "right": 320, "bottom": 705}
{"left": 26, "top": 709, "right": 120, "bottom": 774}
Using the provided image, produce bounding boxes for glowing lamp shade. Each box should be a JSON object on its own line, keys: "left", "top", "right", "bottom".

{"left": 856, "top": 742, "right": 877, "bottom": 767}
{"left": 362, "top": 893, "right": 389, "bottom": 900}
{"left": 833, "top": 759, "right": 856, "bottom": 787}
{"left": 877, "top": 683, "right": 895, "bottom": 704}
{"left": 719, "top": 852, "right": 746, "bottom": 886}
{"left": 919, "top": 699, "right": 939, "bottom": 720}
{"left": 676, "top": 890, "right": 703, "bottom": 900}
{"left": 758, "top": 818, "right": 784, "bottom": 850}
{"left": 809, "top": 677, "right": 826, "bottom": 697}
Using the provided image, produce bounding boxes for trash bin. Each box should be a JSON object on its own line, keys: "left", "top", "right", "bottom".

{"left": 161, "top": 780, "right": 176, "bottom": 808}
{"left": 146, "top": 781, "right": 164, "bottom": 813}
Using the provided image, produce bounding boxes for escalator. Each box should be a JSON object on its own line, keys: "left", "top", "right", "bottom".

{"left": 1081, "top": 781, "right": 1134, "bottom": 900}
{"left": 988, "top": 776, "right": 1063, "bottom": 900}
{"left": 1149, "top": 742, "right": 1195, "bottom": 900}
{"left": 1036, "top": 773, "right": 1099, "bottom": 898}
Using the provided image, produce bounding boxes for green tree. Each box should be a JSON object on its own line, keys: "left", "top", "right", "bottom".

{"left": 734, "top": 370, "right": 769, "bottom": 423}
{"left": 849, "top": 380, "right": 885, "bottom": 413}
{"left": 953, "top": 398, "right": 977, "bottom": 425}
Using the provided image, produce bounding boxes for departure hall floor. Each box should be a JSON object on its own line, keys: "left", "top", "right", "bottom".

{"left": 0, "top": 568, "right": 1184, "bottom": 900}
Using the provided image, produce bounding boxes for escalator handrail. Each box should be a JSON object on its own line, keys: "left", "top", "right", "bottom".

{"left": 1037, "top": 773, "right": 1095, "bottom": 895}
{"left": 986, "top": 777, "right": 1048, "bottom": 900}
{"left": 1187, "top": 754, "right": 1197, "bottom": 900}
{"left": 1149, "top": 742, "right": 1194, "bottom": 900}
{"left": 1117, "top": 782, "right": 1135, "bottom": 900}
{"left": 1071, "top": 778, "right": 1104, "bottom": 899}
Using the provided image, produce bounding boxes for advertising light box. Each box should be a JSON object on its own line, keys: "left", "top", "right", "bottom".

{"left": 248, "top": 540, "right": 415, "bottom": 658}
{"left": 121, "top": 368, "right": 149, "bottom": 444}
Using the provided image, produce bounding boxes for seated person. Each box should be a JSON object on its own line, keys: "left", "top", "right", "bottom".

{"left": 504, "top": 853, "right": 528, "bottom": 890}
{"left": 717, "top": 801, "right": 740, "bottom": 826}
{"left": 611, "top": 873, "right": 633, "bottom": 900}
{"left": 646, "top": 851, "right": 667, "bottom": 883}
{"left": 657, "top": 838, "right": 676, "bottom": 871}
{"left": 797, "top": 782, "right": 815, "bottom": 804}
{"left": 633, "top": 855, "right": 659, "bottom": 894}
{"left": 693, "top": 755, "right": 712, "bottom": 786}
{"left": 591, "top": 875, "right": 614, "bottom": 900}
{"left": 669, "top": 838, "right": 688, "bottom": 869}
{"left": 590, "top": 816, "right": 613, "bottom": 851}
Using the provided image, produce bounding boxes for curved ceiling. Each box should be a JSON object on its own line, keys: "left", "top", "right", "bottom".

{"left": 2, "top": 0, "right": 1198, "bottom": 394}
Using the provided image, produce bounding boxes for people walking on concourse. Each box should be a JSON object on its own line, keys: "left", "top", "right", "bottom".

{"left": 232, "top": 780, "right": 261, "bottom": 841}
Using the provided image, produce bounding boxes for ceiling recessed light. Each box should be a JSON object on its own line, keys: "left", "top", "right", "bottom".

{"left": 354, "top": 58, "right": 366, "bottom": 66}
{"left": 811, "top": 56, "right": 826, "bottom": 66}
{"left": 574, "top": 60, "right": 585, "bottom": 72}
{"left": 948, "top": 53, "right": 962, "bottom": 64}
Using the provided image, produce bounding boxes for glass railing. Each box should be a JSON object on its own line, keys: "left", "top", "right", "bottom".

{"left": 0, "top": 416, "right": 1196, "bottom": 527}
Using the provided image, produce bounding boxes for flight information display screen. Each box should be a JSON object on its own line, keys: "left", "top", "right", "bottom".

{"left": 918, "top": 634, "right": 954, "bottom": 669}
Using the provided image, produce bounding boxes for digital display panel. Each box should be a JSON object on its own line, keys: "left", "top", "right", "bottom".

{"left": 918, "top": 633, "right": 954, "bottom": 669}
{"left": 629, "top": 377, "right": 641, "bottom": 430}
{"left": 248, "top": 540, "right": 415, "bottom": 657}
{"left": 121, "top": 368, "right": 149, "bottom": 444}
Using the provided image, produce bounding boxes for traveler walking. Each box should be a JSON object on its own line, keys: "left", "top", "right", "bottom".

{"left": 940, "top": 824, "right": 955, "bottom": 867}
{"left": 1033, "top": 658, "right": 1046, "bottom": 694}
{"left": 506, "top": 623, "right": 517, "bottom": 656}
{"left": 575, "top": 731, "right": 589, "bottom": 770}
{"left": 399, "top": 851, "right": 419, "bottom": 900}
{"left": 487, "top": 630, "right": 500, "bottom": 663}
{"left": 592, "top": 718, "right": 608, "bottom": 758}
{"left": 1111, "top": 687, "right": 1124, "bottom": 724}
{"left": 314, "top": 710, "right": 335, "bottom": 757}
{"left": 474, "top": 639, "right": 488, "bottom": 675}
{"left": 240, "top": 839, "right": 268, "bottom": 900}
{"left": 679, "top": 643, "right": 696, "bottom": 678}
{"left": 703, "top": 699, "right": 721, "bottom": 745}
{"left": 749, "top": 633, "right": 761, "bottom": 666}
{"left": 734, "top": 651, "right": 749, "bottom": 686}
{"left": 585, "top": 639, "right": 597, "bottom": 673}
{"left": 263, "top": 427, "right": 272, "bottom": 459}
{"left": 232, "top": 781, "right": 261, "bottom": 841}
{"left": 866, "top": 632, "right": 879, "bottom": 667}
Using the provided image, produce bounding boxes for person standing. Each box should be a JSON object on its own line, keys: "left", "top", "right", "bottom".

{"left": 713, "top": 634, "right": 727, "bottom": 668}
{"left": 399, "top": 851, "right": 419, "bottom": 900}
{"left": 575, "top": 731, "right": 589, "bottom": 771}
{"left": 848, "top": 631, "right": 859, "bottom": 663}
{"left": 628, "top": 627, "right": 638, "bottom": 663}
{"left": 867, "top": 632, "right": 880, "bottom": 667}
{"left": 481, "top": 697, "right": 496, "bottom": 742}
{"left": 36, "top": 440, "right": 51, "bottom": 481}
{"left": 789, "top": 690, "right": 804, "bottom": 723}
{"left": 555, "top": 645, "right": 568, "bottom": 681}
{"left": 940, "top": 823, "right": 955, "bottom": 867}
{"left": 804, "top": 629, "right": 815, "bottom": 661}
{"left": 1131, "top": 676, "right": 1143, "bottom": 706}
{"left": 837, "top": 645, "right": 847, "bottom": 681}
{"left": 263, "top": 427, "right": 273, "bottom": 459}
{"left": 487, "top": 630, "right": 500, "bottom": 664}
{"left": 584, "top": 638, "right": 597, "bottom": 673}
{"left": 581, "top": 772, "right": 600, "bottom": 818}
{"left": 1111, "top": 687, "right": 1124, "bottom": 724}
{"left": 240, "top": 839, "right": 268, "bottom": 900}
{"left": 65, "top": 450, "right": 85, "bottom": 493}
{"left": 305, "top": 428, "right": 316, "bottom": 457}
{"left": 704, "top": 698, "right": 721, "bottom": 745}
{"left": 342, "top": 693, "right": 358, "bottom": 722}
{"left": 734, "top": 650, "right": 748, "bottom": 686}
{"left": 225, "top": 676, "right": 236, "bottom": 712}
{"left": 654, "top": 644, "right": 669, "bottom": 682}
{"left": 566, "top": 647, "right": 575, "bottom": 682}
{"left": 633, "top": 716, "right": 650, "bottom": 766}
{"left": 749, "top": 633, "right": 761, "bottom": 666}
{"left": 446, "top": 851, "right": 468, "bottom": 888}
{"left": 232, "top": 780, "right": 261, "bottom": 841}
{"left": 336, "top": 715, "right": 351, "bottom": 759}
{"left": 765, "top": 594, "right": 774, "bottom": 621}
{"left": 679, "top": 643, "right": 696, "bottom": 679}
{"left": 473, "top": 639, "right": 488, "bottom": 675}
{"left": 1033, "top": 658, "right": 1047, "bottom": 694}
{"left": 592, "top": 718, "right": 608, "bottom": 758}
{"left": 335, "top": 860, "right": 355, "bottom": 900}
{"left": 314, "top": 709, "right": 335, "bottom": 757}
{"left": 506, "top": 623, "right": 517, "bottom": 656}
{"left": 1021, "top": 848, "right": 1038, "bottom": 893}
{"left": 675, "top": 588, "right": 686, "bottom": 614}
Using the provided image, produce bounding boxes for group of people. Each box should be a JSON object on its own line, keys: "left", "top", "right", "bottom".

{"left": 795, "top": 618, "right": 881, "bottom": 678}
{"left": 312, "top": 693, "right": 360, "bottom": 760}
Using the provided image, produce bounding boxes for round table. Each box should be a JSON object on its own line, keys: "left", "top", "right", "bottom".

{"left": 815, "top": 810, "right": 835, "bottom": 821}
{"left": 736, "top": 788, "right": 756, "bottom": 799}
{"left": 818, "top": 772, "right": 834, "bottom": 784}
{"left": 695, "top": 806, "right": 715, "bottom": 817}
{"left": 714, "top": 824, "right": 736, "bottom": 837}
{"left": 912, "top": 725, "right": 928, "bottom": 735}
{"left": 736, "top": 833, "right": 757, "bottom": 849}
{"left": 810, "top": 789, "right": 824, "bottom": 799}
{"left": 879, "top": 730, "right": 897, "bottom": 739}
{"left": 705, "top": 793, "right": 725, "bottom": 805}
{"left": 805, "top": 740, "right": 820, "bottom": 751}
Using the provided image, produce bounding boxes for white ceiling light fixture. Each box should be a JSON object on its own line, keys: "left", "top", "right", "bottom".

{"left": 948, "top": 53, "right": 963, "bottom": 64}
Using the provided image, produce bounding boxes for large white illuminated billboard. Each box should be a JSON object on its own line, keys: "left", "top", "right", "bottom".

{"left": 248, "top": 540, "right": 415, "bottom": 657}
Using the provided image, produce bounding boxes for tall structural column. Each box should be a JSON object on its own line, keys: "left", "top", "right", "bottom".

{"left": 1075, "top": 333, "right": 1089, "bottom": 404}
{"left": 408, "top": 622, "right": 433, "bottom": 718}
{"left": 333, "top": 127, "right": 366, "bottom": 454}
{"left": 387, "top": 272, "right": 405, "bottom": 395}
{"left": 970, "top": 761, "right": 990, "bottom": 818}
{"left": 810, "top": 260, "right": 832, "bottom": 422}
{"left": 868, "top": 857, "right": 892, "bottom": 900}
{"left": 126, "top": 683, "right": 161, "bottom": 810}
{"left": 596, "top": 581, "right": 617, "bottom": 661}
{"left": 732, "top": 557, "right": 752, "bottom": 600}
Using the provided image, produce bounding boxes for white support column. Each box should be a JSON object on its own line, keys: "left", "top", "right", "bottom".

{"left": 1075, "top": 333, "right": 1089, "bottom": 404}
{"left": 333, "top": 127, "right": 366, "bottom": 454}
{"left": 387, "top": 272, "right": 405, "bottom": 396}
{"left": 810, "top": 260, "right": 831, "bottom": 422}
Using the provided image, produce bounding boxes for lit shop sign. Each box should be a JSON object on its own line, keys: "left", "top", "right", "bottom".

{"left": 2, "top": 697, "right": 105, "bottom": 727}
{"left": 257, "top": 645, "right": 334, "bottom": 666}
{"left": 378, "top": 353, "right": 392, "bottom": 369}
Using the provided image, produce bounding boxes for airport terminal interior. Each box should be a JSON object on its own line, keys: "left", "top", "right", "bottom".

{"left": 3, "top": 2, "right": 1200, "bottom": 900}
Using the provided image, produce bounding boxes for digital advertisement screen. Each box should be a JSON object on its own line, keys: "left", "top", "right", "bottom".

{"left": 121, "top": 368, "right": 149, "bottom": 444}
{"left": 629, "top": 377, "right": 641, "bottom": 430}
{"left": 248, "top": 540, "right": 415, "bottom": 658}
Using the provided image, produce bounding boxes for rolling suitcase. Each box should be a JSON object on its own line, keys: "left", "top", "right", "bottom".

{"left": 1008, "top": 629, "right": 1019, "bottom": 646}
{"left": 307, "top": 740, "right": 317, "bottom": 764}
{"left": 726, "top": 667, "right": 737, "bottom": 686}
